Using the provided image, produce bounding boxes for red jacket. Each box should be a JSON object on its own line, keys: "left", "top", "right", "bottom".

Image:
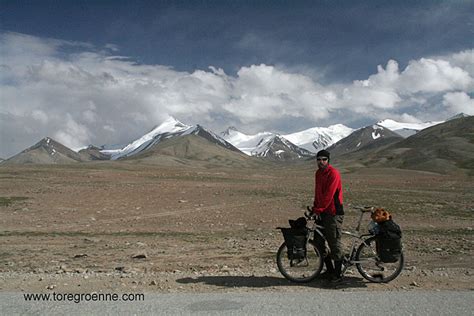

{"left": 313, "top": 164, "right": 344, "bottom": 216}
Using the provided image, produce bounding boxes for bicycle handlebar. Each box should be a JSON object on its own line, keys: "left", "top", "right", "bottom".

{"left": 353, "top": 206, "right": 374, "bottom": 213}
{"left": 304, "top": 206, "right": 321, "bottom": 221}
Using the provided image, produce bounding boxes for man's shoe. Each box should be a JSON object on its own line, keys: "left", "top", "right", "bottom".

{"left": 330, "top": 274, "right": 344, "bottom": 283}
{"left": 320, "top": 256, "right": 335, "bottom": 279}
{"left": 332, "top": 260, "right": 343, "bottom": 282}
{"left": 318, "top": 270, "right": 334, "bottom": 279}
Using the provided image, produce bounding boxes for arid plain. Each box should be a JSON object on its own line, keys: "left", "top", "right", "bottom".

{"left": 0, "top": 161, "right": 473, "bottom": 293}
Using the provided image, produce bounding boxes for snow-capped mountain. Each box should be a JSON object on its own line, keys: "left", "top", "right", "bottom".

{"left": 220, "top": 127, "right": 314, "bottom": 160}
{"left": 101, "top": 117, "right": 191, "bottom": 159}
{"left": 283, "top": 124, "right": 353, "bottom": 152}
{"left": 221, "top": 124, "right": 353, "bottom": 157}
{"left": 327, "top": 124, "right": 403, "bottom": 156}
{"left": 221, "top": 127, "right": 275, "bottom": 155}
{"left": 101, "top": 117, "right": 240, "bottom": 160}
{"left": 251, "top": 135, "right": 315, "bottom": 160}
{"left": 377, "top": 119, "right": 443, "bottom": 138}
{"left": 447, "top": 112, "right": 470, "bottom": 121}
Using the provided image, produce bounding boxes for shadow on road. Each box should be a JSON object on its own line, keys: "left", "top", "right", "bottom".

{"left": 176, "top": 275, "right": 368, "bottom": 289}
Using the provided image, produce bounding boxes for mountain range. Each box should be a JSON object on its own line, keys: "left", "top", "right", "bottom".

{"left": 376, "top": 119, "right": 443, "bottom": 138}
{"left": 101, "top": 117, "right": 240, "bottom": 160}
{"left": 220, "top": 123, "right": 353, "bottom": 158}
{"left": 337, "top": 116, "right": 474, "bottom": 174}
{"left": 2, "top": 114, "right": 472, "bottom": 174}
{"left": 100, "top": 117, "right": 353, "bottom": 162}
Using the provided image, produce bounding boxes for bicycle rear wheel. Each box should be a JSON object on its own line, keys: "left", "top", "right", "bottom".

{"left": 355, "top": 236, "right": 404, "bottom": 283}
{"left": 276, "top": 241, "right": 323, "bottom": 283}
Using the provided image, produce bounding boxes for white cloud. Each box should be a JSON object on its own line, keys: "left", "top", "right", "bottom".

{"left": 53, "top": 114, "right": 92, "bottom": 151}
{"left": 399, "top": 113, "right": 424, "bottom": 124}
{"left": 399, "top": 58, "right": 473, "bottom": 93}
{"left": 0, "top": 31, "right": 473, "bottom": 158}
{"left": 224, "top": 64, "right": 334, "bottom": 123}
{"left": 446, "top": 49, "right": 474, "bottom": 78}
{"left": 442, "top": 92, "right": 474, "bottom": 115}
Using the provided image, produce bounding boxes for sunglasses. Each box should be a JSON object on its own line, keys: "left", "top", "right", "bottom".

{"left": 317, "top": 157, "right": 328, "bottom": 161}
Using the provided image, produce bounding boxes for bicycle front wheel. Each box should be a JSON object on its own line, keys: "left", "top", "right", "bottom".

{"left": 276, "top": 241, "right": 323, "bottom": 283}
{"left": 355, "top": 236, "right": 404, "bottom": 283}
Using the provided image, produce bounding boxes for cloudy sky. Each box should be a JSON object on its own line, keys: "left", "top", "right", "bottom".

{"left": 1, "top": 0, "right": 473, "bottom": 158}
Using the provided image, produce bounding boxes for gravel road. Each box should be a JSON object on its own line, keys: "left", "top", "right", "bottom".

{"left": 2, "top": 290, "right": 473, "bottom": 315}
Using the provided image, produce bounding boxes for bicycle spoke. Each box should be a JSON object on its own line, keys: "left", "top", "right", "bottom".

{"left": 277, "top": 242, "right": 323, "bottom": 283}
{"left": 355, "top": 236, "right": 404, "bottom": 283}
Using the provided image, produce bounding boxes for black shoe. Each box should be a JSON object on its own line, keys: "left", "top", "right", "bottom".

{"left": 319, "top": 270, "right": 334, "bottom": 279}
{"left": 334, "top": 260, "right": 343, "bottom": 276}
{"left": 330, "top": 274, "right": 344, "bottom": 283}
{"left": 330, "top": 260, "right": 344, "bottom": 283}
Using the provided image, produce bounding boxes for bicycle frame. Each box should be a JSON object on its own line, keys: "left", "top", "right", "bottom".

{"left": 342, "top": 208, "right": 375, "bottom": 265}
{"left": 307, "top": 207, "right": 375, "bottom": 272}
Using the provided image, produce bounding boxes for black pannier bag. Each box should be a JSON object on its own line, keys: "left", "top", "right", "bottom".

{"left": 280, "top": 217, "right": 308, "bottom": 260}
{"left": 376, "top": 219, "right": 402, "bottom": 263}
{"left": 280, "top": 227, "right": 308, "bottom": 260}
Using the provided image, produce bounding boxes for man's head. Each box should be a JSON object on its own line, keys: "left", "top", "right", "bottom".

{"left": 316, "top": 150, "right": 330, "bottom": 170}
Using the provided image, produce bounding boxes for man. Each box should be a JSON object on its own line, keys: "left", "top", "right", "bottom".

{"left": 312, "top": 149, "right": 344, "bottom": 282}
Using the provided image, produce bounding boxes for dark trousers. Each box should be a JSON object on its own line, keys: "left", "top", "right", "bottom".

{"left": 319, "top": 213, "right": 344, "bottom": 261}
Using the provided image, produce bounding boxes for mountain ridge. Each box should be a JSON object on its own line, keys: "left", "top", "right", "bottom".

{"left": 2, "top": 137, "right": 84, "bottom": 164}
{"left": 101, "top": 117, "right": 240, "bottom": 160}
{"left": 2, "top": 113, "right": 470, "bottom": 169}
{"left": 334, "top": 116, "right": 474, "bottom": 175}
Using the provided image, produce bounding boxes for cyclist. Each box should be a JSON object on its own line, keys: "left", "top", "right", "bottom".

{"left": 312, "top": 149, "right": 344, "bottom": 282}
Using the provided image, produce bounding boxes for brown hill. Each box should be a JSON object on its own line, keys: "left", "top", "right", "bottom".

{"left": 327, "top": 124, "right": 403, "bottom": 158}
{"left": 373, "top": 116, "right": 474, "bottom": 174}
{"left": 337, "top": 116, "right": 474, "bottom": 174}
{"left": 79, "top": 145, "right": 111, "bottom": 161}
{"left": 2, "top": 137, "right": 83, "bottom": 165}
{"left": 125, "top": 134, "right": 268, "bottom": 168}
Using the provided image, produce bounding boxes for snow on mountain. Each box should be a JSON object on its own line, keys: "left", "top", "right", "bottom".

{"left": 283, "top": 124, "right": 353, "bottom": 152}
{"left": 221, "top": 128, "right": 275, "bottom": 155}
{"left": 327, "top": 124, "right": 403, "bottom": 156}
{"left": 377, "top": 119, "right": 444, "bottom": 138}
{"left": 447, "top": 113, "right": 470, "bottom": 121}
{"left": 102, "top": 117, "right": 239, "bottom": 160}
{"left": 221, "top": 124, "right": 355, "bottom": 159}
{"left": 221, "top": 124, "right": 353, "bottom": 156}
{"left": 102, "top": 117, "right": 192, "bottom": 159}
{"left": 251, "top": 134, "right": 279, "bottom": 157}
{"left": 189, "top": 125, "right": 241, "bottom": 152}
{"left": 251, "top": 135, "right": 315, "bottom": 160}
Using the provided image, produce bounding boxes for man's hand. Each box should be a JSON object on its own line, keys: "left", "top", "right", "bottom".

{"left": 310, "top": 205, "right": 324, "bottom": 214}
